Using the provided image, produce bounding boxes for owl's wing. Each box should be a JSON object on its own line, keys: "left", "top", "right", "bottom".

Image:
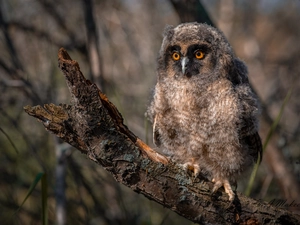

{"left": 242, "top": 131, "right": 263, "bottom": 164}
{"left": 237, "top": 90, "right": 263, "bottom": 164}
{"left": 236, "top": 83, "right": 263, "bottom": 164}
{"left": 153, "top": 115, "right": 162, "bottom": 147}
{"left": 232, "top": 59, "right": 262, "bottom": 163}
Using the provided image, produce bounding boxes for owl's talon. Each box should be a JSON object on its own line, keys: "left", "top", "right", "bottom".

{"left": 193, "top": 164, "right": 200, "bottom": 177}
{"left": 192, "top": 165, "right": 200, "bottom": 182}
{"left": 181, "top": 162, "right": 200, "bottom": 178}
{"left": 212, "top": 178, "right": 235, "bottom": 201}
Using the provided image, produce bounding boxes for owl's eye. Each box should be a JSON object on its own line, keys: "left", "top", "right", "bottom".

{"left": 195, "top": 50, "right": 204, "bottom": 59}
{"left": 172, "top": 52, "right": 181, "bottom": 61}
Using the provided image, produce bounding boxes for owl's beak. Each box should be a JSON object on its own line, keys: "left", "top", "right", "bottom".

{"left": 181, "top": 57, "right": 189, "bottom": 75}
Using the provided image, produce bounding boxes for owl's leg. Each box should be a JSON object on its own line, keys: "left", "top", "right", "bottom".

{"left": 182, "top": 158, "right": 200, "bottom": 178}
{"left": 212, "top": 178, "right": 235, "bottom": 201}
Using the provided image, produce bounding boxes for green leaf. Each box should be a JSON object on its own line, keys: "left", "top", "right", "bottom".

{"left": 13, "top": 172, "right": 48, "bottom": 225}
{"left": 18, "top": 172, "right": 44, "bottom": 210}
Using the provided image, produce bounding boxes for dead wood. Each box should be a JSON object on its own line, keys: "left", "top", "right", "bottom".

{"left": 24, "top": 48, "right": 300, "bottom": 225}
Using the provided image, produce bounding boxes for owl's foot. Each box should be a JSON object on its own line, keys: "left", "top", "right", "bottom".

{"left": 182, "top": 161, "right": 200, "bottom": 178}
{"left": 212, "top": 178, "right": 235, "bottom": 201}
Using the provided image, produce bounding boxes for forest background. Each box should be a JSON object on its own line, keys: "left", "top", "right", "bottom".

{"left": 1, "top": 0, "right": 300, "bottom": 224}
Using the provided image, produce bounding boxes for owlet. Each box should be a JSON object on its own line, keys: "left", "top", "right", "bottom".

{"left": 147, "top": 22, "right": 262, "bottom": 201}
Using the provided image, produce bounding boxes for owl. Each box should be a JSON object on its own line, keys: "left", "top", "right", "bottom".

{"left": 147, "top": 22, "right": 262, "bottom": 201}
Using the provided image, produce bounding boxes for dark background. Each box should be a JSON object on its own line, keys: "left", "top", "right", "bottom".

{"left": 1, "top": 0, "right": 300, "bottom": 224}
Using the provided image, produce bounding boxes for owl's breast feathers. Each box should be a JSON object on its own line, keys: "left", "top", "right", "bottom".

{"left": 150, "top": 77, "right": 262, "bottom": 163}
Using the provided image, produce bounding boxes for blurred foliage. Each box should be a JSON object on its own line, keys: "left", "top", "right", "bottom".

{"left": 1, "top": 0, "right": 300, "bottom": 224}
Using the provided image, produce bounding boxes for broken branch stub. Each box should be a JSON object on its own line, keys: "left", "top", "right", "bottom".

{"left": 56, "top": 48, "right": 168, "bottom": 164}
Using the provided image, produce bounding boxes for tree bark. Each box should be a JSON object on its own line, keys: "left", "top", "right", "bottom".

{"left": 24, "top": 48, "right": 300, "bottom": 225}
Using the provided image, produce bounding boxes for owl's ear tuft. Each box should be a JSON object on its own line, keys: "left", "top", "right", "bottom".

{"left": 163, "top": 25, "right": 175, "bottom": 39}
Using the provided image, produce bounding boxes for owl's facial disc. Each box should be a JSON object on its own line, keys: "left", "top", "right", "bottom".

{"left": 181, "top": 57, "right": 189, "bottom": 75}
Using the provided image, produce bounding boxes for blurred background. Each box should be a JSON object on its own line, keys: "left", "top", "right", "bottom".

{"left": 1, "top": 0, "right": 300, "bottom": 224}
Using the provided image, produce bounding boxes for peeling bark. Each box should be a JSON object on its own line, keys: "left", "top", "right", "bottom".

{"left": 24, "top": 48, "right": 300, "bottom": 225}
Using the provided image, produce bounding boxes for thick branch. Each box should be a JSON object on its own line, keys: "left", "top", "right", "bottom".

{"left": 24, "top": 48, "right": 300, "bottom": 225}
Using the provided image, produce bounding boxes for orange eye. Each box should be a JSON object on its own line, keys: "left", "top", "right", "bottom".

{"left": 195, "top": 50, "right": 204, "bottom": 59}
{"left": 172, "top": 52, "right": 180, "bottom": 61}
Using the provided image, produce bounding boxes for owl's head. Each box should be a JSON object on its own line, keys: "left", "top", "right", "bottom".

{"left": 157, "top": 22, "right": 241, "bottom": 83}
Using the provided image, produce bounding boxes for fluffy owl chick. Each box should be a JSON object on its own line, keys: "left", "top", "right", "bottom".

{"left": 147, "top": 22, "right": 262, "bottom": 201}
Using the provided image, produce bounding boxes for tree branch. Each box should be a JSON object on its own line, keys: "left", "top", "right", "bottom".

{"left": 24, "top": 48, "right": 300, "bottom": 225}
